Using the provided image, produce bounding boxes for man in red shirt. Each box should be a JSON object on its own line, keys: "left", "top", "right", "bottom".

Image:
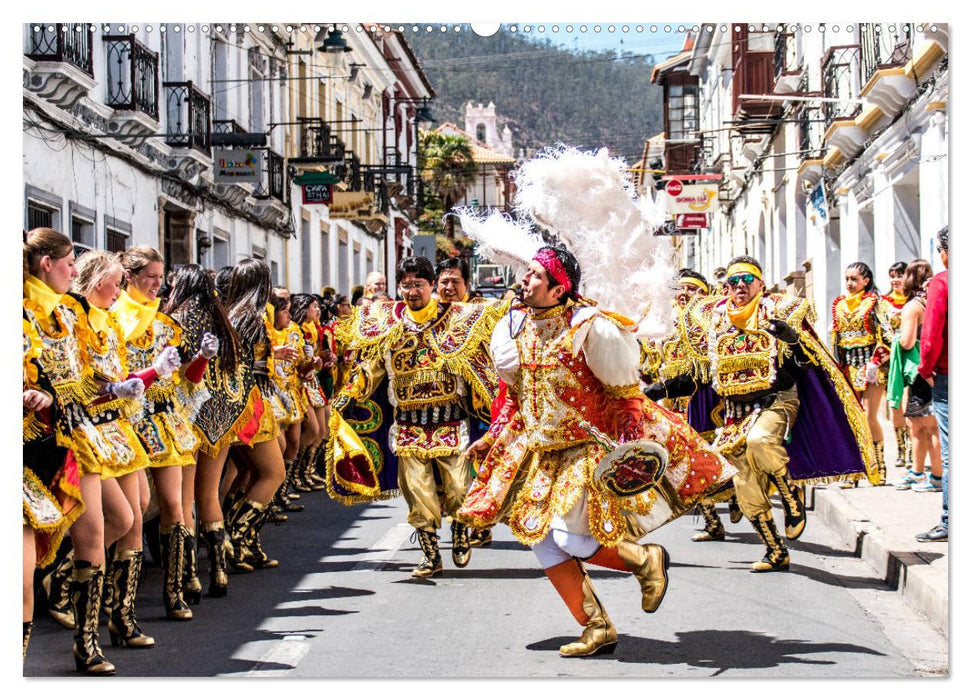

{"left": 916, "top": 226, "right": 949, "bottom": 543}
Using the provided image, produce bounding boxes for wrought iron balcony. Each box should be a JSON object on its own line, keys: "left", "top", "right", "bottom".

{"left": 822, "top": 45, "right": 862, "bottom": 128}
{"left": 163, "top": 81, "right": 211, "bottom": 153}
{"left": 103, "top": 35, "right": 159, "bottom": 120}
{"left": 26, "top": 23, "right": 93, "bottom": 75}
{"left": 212, "top": 119, "right": 246, "bottom": 135}
{"left": 860, "top": 23, "right": 916, "bottom": 85}
{"left": 797, "top": 106, "right": 825, "bottom": 161}
{"left": 252, "top": 149, "right": 287, "bottom": 204}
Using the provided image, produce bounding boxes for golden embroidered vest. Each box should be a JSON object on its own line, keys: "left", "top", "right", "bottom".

{"left": 389, "top": 316, "right": 462, "bottom": 412}
{"left": 23, "top": 295, "right": 96, "bottom": 409}
{"left": 708, "top": 302, "right": 780, "bottom": 398}
{"left": 833, "top": 293, "right": 879, "bottom": 350}
{"left": 515, "top": 307, "right": 611, "bottom": 452}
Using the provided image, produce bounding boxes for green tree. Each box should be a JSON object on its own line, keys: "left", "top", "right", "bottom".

{"left": 419, "top": 130, "right": 477, "bottom": 239}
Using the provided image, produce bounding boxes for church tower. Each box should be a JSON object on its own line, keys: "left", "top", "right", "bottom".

{"left": 464, "top": 101, "right": 514, "bottom": 158}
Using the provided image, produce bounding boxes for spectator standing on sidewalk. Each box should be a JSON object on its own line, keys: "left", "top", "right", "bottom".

{"left": 916, "top": 226, "right": 948, "bottom": 543}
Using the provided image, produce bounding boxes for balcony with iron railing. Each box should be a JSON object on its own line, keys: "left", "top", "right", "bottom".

{"left": 731, "top": 29, "right": 783, "bottom": 133}
{"left": 772, "top": 30, "right": 803, "bottom": 93}
{"left": 103, "top": 34, "right": 159, "bottom": 121}
{"left": 252, "top": 149, "right": 286, "bottom": 204}
{"left": 163, "top": 81, "right": 211, "bottom": 154}
{"left": 26, "top": 23, "right": 93, "bottom": 75}
{"left": 860, "top": 23, "right": 915, "bottom": 87}
{"left": 821, "top": 44, "right": 862, "bottom": 128}
{"left": 212, "top": 119, "right": 246, "bottom": 135}
{"left": 292, "top": 117, "right": 346, "bottom": 163}
{"left": 24, "top": 23, "right": 96, "bottom": 109}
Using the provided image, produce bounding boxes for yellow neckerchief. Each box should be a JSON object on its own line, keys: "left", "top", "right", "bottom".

{"left": 842, "top": 290, "right": 865, "bottom": 313}
{"left": 405, "top": 297, "right": 438, "bottom": 324}
{"left": 23, "top": 275, "right": 64, "bottom": 318}
{"left": 266, "top": 302, "right": 275, "bottom": 327}
{"left": 726, "top": 291, "right": 764, "bottom": 331}
{"left": 301, "top": 321, "right": 319, "bottom": 346}
{"left": 460, "top": 292, "right": 470, "bottom": 302}
{"left": 887, "top": 290, "right": 907, "bottom": 308}
{"left": 112, "top": 289, "right": 160, "bottom": 341}
{"left": 86, "top": 304, "right": 110, "bottom": 335}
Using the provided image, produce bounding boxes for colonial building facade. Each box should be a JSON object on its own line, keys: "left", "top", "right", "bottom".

{"left": 653, "top": 23, "right": 948, "bottom": 336}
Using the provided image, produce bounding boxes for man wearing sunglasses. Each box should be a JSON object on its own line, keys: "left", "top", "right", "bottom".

{"left": 644, "top": 256, "right": 879, "bottom": 573}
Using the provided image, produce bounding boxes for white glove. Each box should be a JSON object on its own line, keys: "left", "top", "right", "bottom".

{"left": 153, "top": 346, "right": 182, "bottom": 378}
{"left": 864, "top": 362, "right": 878, "bottom": 384}
{"left": 199, "top": 332, "right": 220, "bottom": 360}
{"left": 108, "top": 378, "right": 145, "bottom": 400}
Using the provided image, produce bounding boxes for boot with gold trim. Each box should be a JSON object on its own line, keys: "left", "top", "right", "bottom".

{"left": 225, "top": 499, "right": 266, "bottom": 573}
{"left": 728, "top": 494, "right": 743, "bottom": 524}
{"left": 469, "top": 528, "right": 492, "bottom": 548}
{"left": 546, "top": 559, "right": 617, "bottom": 658}
{"left": 873, "top": 440, "right": 887, "bottom": 485}
{"left": 692, "top": 502, "right": 725, "bottom": 542}
{"left": 411, "top": 529, "right": 443, "bottom": 578}
{"left": 770, "top": 474, "right": 806, "bottom": 540}
{"left": 159, "top": 523, "right": 193, "bottom": 621}
{"left": 301, "top": 445, "right": 326, "bottom": 491}
{"left": 23, "top": 621, "right": 32, "bottom": 663}
{"left": 41, "top": 548, "right": 75, "bottom": 629}
{"left": 182, "top": 528, "right": 203, "bottom": 605}
{"left": 107, "top": 549, "right": 155, "bottom": 648}
{"left": 69, "top": 561, "right": 116, "bottom": 675}
{"left": 894, "top": 426, "right": 908, "bottom": 470}
{"left": 200, "top": 521, "right": 229, "bottom": 597}
{"left": 243, "top": 507, "right": 279, "bottom": 570}
{"left": 450, "top": 519, "right": 471, "bottom": 568}
{"left": 749, "top": 512, "right": 790, "bottom": 573}
{"left": 586, "top": 541, "right": 670, "bottom": 613}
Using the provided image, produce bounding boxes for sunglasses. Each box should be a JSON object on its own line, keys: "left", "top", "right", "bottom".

{"left": 727, "top": 273, "right": 757, "bottom": 287}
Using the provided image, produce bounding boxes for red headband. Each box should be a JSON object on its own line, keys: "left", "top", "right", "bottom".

{"left": 533, "top": 249, "right": 572, "bottom": 292}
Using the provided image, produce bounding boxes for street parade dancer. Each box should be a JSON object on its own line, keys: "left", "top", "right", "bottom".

{"left": 647, "top": 255, "right": 879, "bottom": 572}
{"left": 325, "top": 256, "right": 502, "bottom": 577}
{"left": 455, "top": 147, "right": 736, "bottom": 657}
{"left": 644, "top": 269, "right": 741, "bottom": 542}
{"left": 883, "top": 261, "right": 912, "bottom": 471}
{"left": 831, "top": 262, "right": 894, "bottom": 485}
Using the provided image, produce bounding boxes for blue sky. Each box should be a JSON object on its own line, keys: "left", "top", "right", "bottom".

{"left": 517, "top": 22, "right": 693, "bottom": 62}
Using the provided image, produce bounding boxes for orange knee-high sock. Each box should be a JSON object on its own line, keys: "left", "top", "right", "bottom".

{"left": 543, "top": 559, "right": 590, "bottom": 625}
{"left": 584, "top": 546, "right": 628, "bottom": 572}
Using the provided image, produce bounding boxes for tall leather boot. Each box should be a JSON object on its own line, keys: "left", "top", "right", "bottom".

{"left": 277, "top": 461, "right": 304, "bottom": 512}
{"left": 222, "top": 489, "right": 246, "bottom": 523}
{"left": 23, "top": 621, "right": 32, "bottom": 663}
{"left": 107, "top": 549, "right": 155, "bottom": 648}
{"left": 873, "top": 440, "right": 887, "bottom": 485}
{"left": 183, "top": 528, "right": 203, "bottom": 604}
{"left": 903, "top": 429, "right": 914, "bottom": 470}
{"left": 301, "top": 445, "right": 326, "bottom": 491}
{"left": 727, "top": 494, "right": 743, "bottom": 524}
{"left": 101, "top": 542, "right": 116, "bottom": 619}
{"left": 544, "top": 558, "right": 617, "bottom": 657}
{"left": 42, "top": 548, "right": 75, "bottom": 629}
{"left": 290, "top": 448, "right": 313, "bottom": 493}
{"left": 586, "top": 541, "right": 670, "bottom": 613}
{"left": 469, "top": 527, "right": 493, "bottom": 548}
{"left": 692, "top": 502, "right": 725, "bottom": 541}
{"left": 159, "top": 524, "right": 193, "bottom": 621}
{"left": 411, "top": 529, "right": 443, "bottom": 578}
{"left": 749, "top": 512, "right": 790, "bottom": 572}
{"left": 770, "top": 473, "right": 807, "bottom": 540}
{"left": 224, "top": 500, "right": 265, "bottom": 573}
{"left": 894, "top": 426, "right": 908, "bottom": 469}
{"left": 243, "top": 506, "right": 279, "bottom": 569}
{"left": 200, "top": 521, "right": 229, "bottom": 597}
{"left": 69, "top": 561, "right": 116, "bottom": 675}
{"left": 450, "top": 519, "right": 471, "bottom": 568}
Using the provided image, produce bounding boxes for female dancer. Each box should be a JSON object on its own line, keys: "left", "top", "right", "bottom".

{"left": 288, "top": 293, "right": 329, "bottom": 493}
{"left": 219, "top": 259, "right": 288, "bottom": 570}
{"left": 114, "top": 246, "right": 214, "bottom": 620}
{"left": 832, "top": 262, "right": 893, "bottom": 484}
{"left": 884, "top": 261, "right": 911, "bottom": 470}
{"left": 164, "top": 264, "right": 249, "bottom": 598}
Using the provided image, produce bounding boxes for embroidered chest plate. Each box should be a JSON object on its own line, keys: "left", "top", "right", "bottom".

{"left": 709, "top": 309, "right": 779, "bottom": 397}
{"left": 389, "top": 324, "right": 459, "bottom": 410}
{"left": 24, "top": 303, "right": 88, "bottom": 388}
{"left": 833, "top": 294, "right": 879, "bottom": 349}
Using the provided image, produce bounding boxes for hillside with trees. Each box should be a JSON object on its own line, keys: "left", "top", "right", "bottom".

{"left": 408, "top": 27, "right": 665, "bottom": 163}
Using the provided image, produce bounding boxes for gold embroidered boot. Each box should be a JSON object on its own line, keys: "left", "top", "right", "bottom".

{"left": 903, "top": 429, "right": 914, "bottom": 470}
{"left": 411, "top": 529, "right": 443, "bottom": 578}
{"left": 894, "top": 426, "right": 908, "bottom": 469}
{"left": 873, "top": 440, "right": 887, "bottom": 485}
{"left": 159, "top": 524, "right": 193, "bottom": 621}
{"left": 225, "top": 499, "right": 265, "bottom": 573}
{"left": 183, "top": 528, "right": 203, "bottom": 605}
{"left": 469, "top": 528, "right": 493, "bottom": 548}
{"left": 101, "top": 543, "right": 116, "bottom": 619}
{"left": 42, "top": 548, "right": 75, "bottom": 629}
{"left": 23, "top": 621, "right": 32, "bottom": 663}
{"left": 450, "top": 519, "right": 472, "bottom": 568}
{"left": 69, "top": 562, "right": 116, "bottom": 675}
{"left": 243, "top": 505, "right": 279, "bottom": 569}
{"left": 550, "top": 560, "right": 617, "bottom": 658}
{"left": 616, "top": 541, "right": 670, "bottom": 613}
{"left": 770, "top": 474, "right": 806, "bottom": 540}
{"left": 291, "top": 448, "right": 314, "bottom": 492}
{"left": 749, "top": 512, "right": 790, "bottom": 572}
{"left": 301, "top": 445, "right": 326, "bottom": 491}
{"left": 107, "top": 549, "right": 155, "bottom": 648}
{"left": 692, "top": 502, "right": 725, "bottom": 541}
{"left": 200, "top": 521, "right": 229, "bottom": 597}
{"left": 728, "top": 494, "right": 743, "bottom": 524}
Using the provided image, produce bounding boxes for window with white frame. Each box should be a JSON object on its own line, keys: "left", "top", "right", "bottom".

{"left": 104, "top": 216, "right": 132, "bottom": 253}
{"left": 69, "top": 202, "right": 97, "bottom": 254}
{"left": 25, "top": 185, "right": 62, "bottom": 232}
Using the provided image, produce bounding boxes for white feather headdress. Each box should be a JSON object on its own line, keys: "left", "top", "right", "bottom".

{"left": 459, "top": 144, "right": 675, "bottom": 339}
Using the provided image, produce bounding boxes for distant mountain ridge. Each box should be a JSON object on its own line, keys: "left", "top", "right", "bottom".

{"left": 408, "top": 28, "right": 664, "bottom": 163}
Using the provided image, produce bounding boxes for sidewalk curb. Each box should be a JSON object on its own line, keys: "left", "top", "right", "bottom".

{"left": 809, "top": 486, "right": 948, "bottom": 636}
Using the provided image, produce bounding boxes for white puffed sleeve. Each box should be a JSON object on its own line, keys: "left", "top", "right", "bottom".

{"left": 490, "top": 310, "right": 521, "bottom": 385}
{"left": 580, "top": 316, "right": 641, "bottom": 388}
